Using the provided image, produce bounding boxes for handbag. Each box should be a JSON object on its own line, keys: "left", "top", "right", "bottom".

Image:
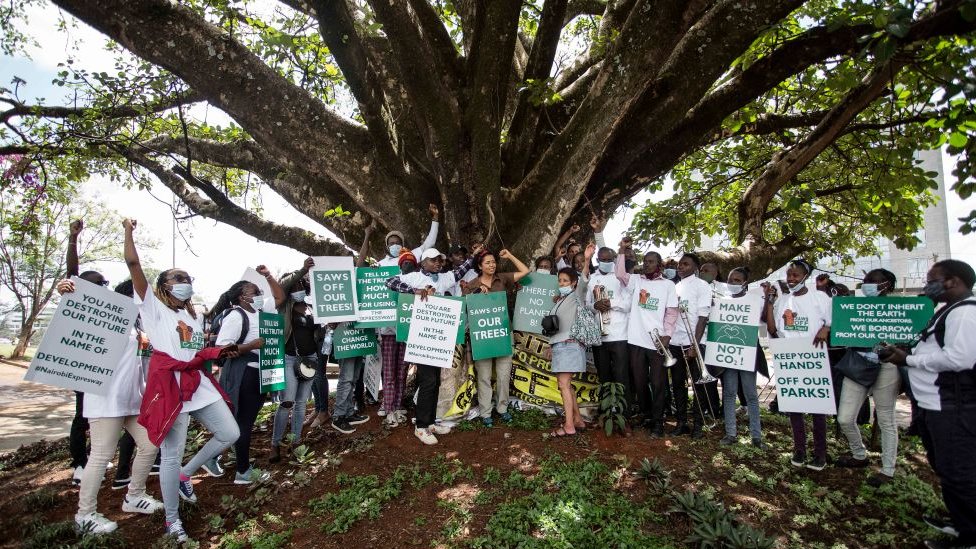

{"left": 570, "top": 297, "right": 604, "bottom": 347}
{"left": 834, "top": 349, "right": 881, "bottom": 388}
{"left": 294, "top": 356, "right": 317, "bottom": 381}
{"left": 541, "top": 298, "right": 565, "bottom": 337}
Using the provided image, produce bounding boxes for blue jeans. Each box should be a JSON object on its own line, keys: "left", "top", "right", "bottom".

{"left": 334, "top": 357, "right": 364, "bottom": 419}
{"left": 160, "top": 400, "right": 239, "bottom": 524}
{"left": 272, "top": 354, "right": 315, "bottom": 445}
{"left": 722, "top": 368, "right": 761, "bottom": 440}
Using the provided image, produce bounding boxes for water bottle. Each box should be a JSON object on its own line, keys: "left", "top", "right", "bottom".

{"left": 321, "top": 327, "right": 334, "bottom": 356}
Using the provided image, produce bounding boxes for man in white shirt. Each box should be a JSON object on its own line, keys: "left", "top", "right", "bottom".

{"left": 881, "top": 260, "right": 976, "bottom": 549}
{"left": 669, "top": 253, "right": 717, "bottom": 438}
{"left": 587, "top": 246, "right": 632, "bottom": 412}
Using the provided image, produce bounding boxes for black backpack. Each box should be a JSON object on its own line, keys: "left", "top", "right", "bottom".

{"left": 918, "top": 299, "right": 976, "bottom": 407}
{"left": 207, "top": 307, "right": 249, "bottom": 365}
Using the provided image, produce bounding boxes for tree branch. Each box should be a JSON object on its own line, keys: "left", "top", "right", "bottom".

{"left": 0, "top": 90, "right": 204, "bottom": 125}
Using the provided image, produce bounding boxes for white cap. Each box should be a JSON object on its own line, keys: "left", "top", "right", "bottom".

{"left": 420, "top": 248, "right": 445, "bottom": 261}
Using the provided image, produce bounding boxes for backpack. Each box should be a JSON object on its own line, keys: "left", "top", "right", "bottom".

{"left": 919, "top": 299, "right": 976, "bottom": 406}
{"left": 207, "top": 307, "right": 249, "bottom": 365}
{"left": 569, "top": 295, "right": 603, "bottom": 347}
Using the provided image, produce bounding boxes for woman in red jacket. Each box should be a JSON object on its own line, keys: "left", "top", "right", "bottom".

{"left": 124, "top": 219, "right": 242, "bottom": 544}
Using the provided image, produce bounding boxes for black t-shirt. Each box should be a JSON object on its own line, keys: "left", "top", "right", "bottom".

{"left": 286, "top": 313, "right": 318, "bottom": 356}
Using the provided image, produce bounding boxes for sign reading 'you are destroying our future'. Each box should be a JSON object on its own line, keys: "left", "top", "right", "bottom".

{"left": 512, "top": 273, "right": 559, "bottom": 334}
{"left": 830, "top": 296, "right": 933, "bottom": 347}
{"left": 769, "top": 338, "right": 836, "bottom": 415}
{"left": 466, "top": 291, "right": 513, "bottom": 361}
{"left": 354, "top": 266, "right": 399, "bottom": 328}
{"left": 404, "top": 296, "right": 464, "bottom": 368}
{"left": 258, "top": 312, "right": 286, "bottom": 394}
{"left": 704, "top": 297, "right": 762, "bottom": 372}
{"left": 332, "top": 325, "right": 378, "bottom": 359}
{"left": 25, "top": 277, "right": 138, "bottom": 396}
{"left": 397, "top": 293, "right": 466, "bottom": 344}
{"left": 309, "top": 256, "right": 358, "bottom": 323}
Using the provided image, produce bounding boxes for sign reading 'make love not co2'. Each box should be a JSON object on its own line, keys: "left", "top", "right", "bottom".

{"left": 704, "top": 297, "right": 762, "bottom": 372}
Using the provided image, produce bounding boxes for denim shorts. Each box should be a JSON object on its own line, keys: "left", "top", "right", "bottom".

{"left": 550, "top": 341, "right": 586, "bottom": 373}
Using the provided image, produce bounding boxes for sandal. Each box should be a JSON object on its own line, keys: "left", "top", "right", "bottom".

{"left": 550, "top": 427, "right": 577, "bottom": 438}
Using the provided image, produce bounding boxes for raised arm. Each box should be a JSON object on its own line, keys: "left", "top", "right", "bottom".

{"left": 355, "top": 222, "right": 375, "bottom": 268}
{"left": 415, "top": 204, "right": 440, "bottom": 255}
{"left": 498, "top": 249, "right": 530, "bottom": 282}
{"left": 552, "top": 224, "right": 580, "bottom": 259}
{"left": 280, "top": 257, "right": 314, "bottom": 293}
{"left": 66, "top": 219, "right": 82, "bottom": 278}
{"left": 762, "top": 283, "right": 779, "bottom": 338}
{"left": 452, "top": 243, "right": 484, "bottom": 280}
{"left": 257, "top": 265, "right": 286, "bottom": 308}
{"left": 589, "top": 215, "right": 607, "bottom": 249}
{"left": 615, "top": 240, "right": 633, "bottom": 287}
{"left": 123, "top": 219, "right": 148, "bottom": 300}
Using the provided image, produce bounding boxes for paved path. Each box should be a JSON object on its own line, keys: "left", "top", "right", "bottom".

{"left": 0, "top": 361, "right": 75, "bottom": 454}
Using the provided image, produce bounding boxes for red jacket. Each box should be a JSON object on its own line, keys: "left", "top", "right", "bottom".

{"left": 138, "top": 348, "right": 233, "bottom": 446}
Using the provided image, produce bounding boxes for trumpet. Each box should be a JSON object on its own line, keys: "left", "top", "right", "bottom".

{"left": 652, "top": 329, "right": 678, "bottom": 367}
{"left": 593, "top": 285, "right": 611, "bottom": 336}
{"left": 678, "top": 305, "right": 718, "bottom": 385}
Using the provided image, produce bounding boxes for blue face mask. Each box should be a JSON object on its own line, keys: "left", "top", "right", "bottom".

{"left": 558, "top": 285, "right": 573, "bottom": 297}
{"left": 861, "top": 283, "right": 880, "bottom": 297}
{"left": 598, "top": 261, "right": 615, "bottom": 274}
{"left": 923, "top": 280, "right": 946, "bottom": 302}
{"left": 663, "top": 268, "right": 677, "bottom": 279}
{"left": 249, "top": 295, "right": 265, "bottom": 310}
{"left": 291, "top": 291, "right": 307, "bottom": 302}
{"left": 169, "top": 283, "right": 193, "bottom": 301}
{"left": 388, "top": 244, "right": 402, "bottom": 257}
{"left": 430, "top": 272, "right": 440, "bottom": 282}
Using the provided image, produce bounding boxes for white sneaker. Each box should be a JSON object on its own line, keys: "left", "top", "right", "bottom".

{"left": 377, "top": 409, "right": 388, "bottom": 417}
{"left": 430, "top": 423, "right": 451, "bottom": 435}
{"left": 165, "top": 520, "right": 189, "bottom": 543}
{"left": 383, "top": 415, "right": 401, "bottom": 428}
{"left": 75, "top": 512, "right": 118, "bottom": 534}
{"left": 414, "top": 427, "right": 438, "bottom": 445}
{"left": 122, "top": 494, "right": 163, "bottom": 515}
{"left": 72, "top": 466, "right": 84, "bottom": 486}
{"left": 396, "top": 410, "right": 408, "bottom": 423}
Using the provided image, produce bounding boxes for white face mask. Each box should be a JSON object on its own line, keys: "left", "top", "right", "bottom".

{"left": 598, "top": 261, "right": 615, "bottom": 274}
{"left": 291, "top": 291, "right": 307, "bottom": 302}
{"left": 727, "top": 284, "right": 744, "bottom": 295}
{"left": 388, "top": 244, "right": 402, "bottom": 257}
{"left": 169, "top": 283, "right": 193, "bottom": 301}
{"left": 536, "top": 268, "right": 550, "bottom": 274}
{"left": 249, "top": 295, "right": 265, "bottom": 310}
{"left": 861, "top": 283, "right": 881, "bottom": 297}
{"left": 663, "top": 268, "right": 677, "bottom": 279}
{"left": 558, "top": 285, "right": 573, "bottom": 296}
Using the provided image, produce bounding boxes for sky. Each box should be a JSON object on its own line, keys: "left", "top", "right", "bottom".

{"left": 1, "top": 2, "right": 974, "bottom": 306}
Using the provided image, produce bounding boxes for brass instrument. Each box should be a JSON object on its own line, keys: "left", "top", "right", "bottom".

{"left": 678, "top": 304, "right": 719, "bottom": 429}
{"left": 652, "top": 329, "right": 678, "bottom": 367}
{"left": 593, "top": 285, "right": 611, "bottom": 336}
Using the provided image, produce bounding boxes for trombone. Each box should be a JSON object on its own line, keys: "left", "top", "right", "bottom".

{"left": 652, "top": 329, "right": 678, "bottom": 367}
{"left": 679, "top": 305, "right": 717, "bottom": 385}
{"left": 593, "top": 285, "right": 611, "bottom": 336}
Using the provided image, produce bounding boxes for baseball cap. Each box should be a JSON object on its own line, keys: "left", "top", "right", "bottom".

{"left": 420, "top": 248, "right": 446, "bottom": 261}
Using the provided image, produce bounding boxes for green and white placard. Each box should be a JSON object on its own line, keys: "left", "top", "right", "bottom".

{"left": 830, "top": 296, "right": 933, "bottom": 347}
{"left": 404, "top": 296, "right": 464, "bottom": 369}
{"left": 704, "top": 296, "right": 762, "bottom": 372}
{"left": 397, "top": 293, "right": 466, "bottom": 344}
{"left": 309, "top": 256, "right": 358, "bottom": 323}
{"left": 512, "top": 273, "right": 559, "bottom": 334}
{"left": 332, "top": 325, "right": 378, "bottom": 359}
{"left": 354, "top": 266, "right": 399, "bottom": 328}
{"left": 769, "top": 338, "right": 836, "bottom": 415}
{"left": 258, "top": 311, "right": 286, "bottom": 393}
{"left": 466, "top": 291, "right": 513, "bottom": 361}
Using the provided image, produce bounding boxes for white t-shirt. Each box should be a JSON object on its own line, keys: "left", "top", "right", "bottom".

{"left": 135, "top": 289, "right": 221, "bottom": 413}
{"left": 83, "top": 326, "right": 145, "bottom": 418}
{"left": 376, "top": 220, "right": 440, "bottom": 268}
{"left": 586, "top": 271, "right": 631, "bottom": 342}
{"left": 773, "top": 290, "right": 832, "bottom": 339}
{"left": 216, "top": 306, "right": 261, "bottom": 367}
{"left": 398, "top": 270, "right": 459, "bottom": 296}
{"left": 672, "top": 274, "right": 712, "bottom": 346}
{"left": 625, "top": 276, "right": 678, "bottom": 349}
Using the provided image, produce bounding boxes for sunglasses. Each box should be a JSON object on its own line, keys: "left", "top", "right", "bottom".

{"left": 167, "top": 274, "right": 194, "bottom": 284}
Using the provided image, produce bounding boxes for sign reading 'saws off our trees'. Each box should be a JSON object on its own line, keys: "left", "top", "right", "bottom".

{"left": 309, "top": 256, "right": 359, "bottom": 323}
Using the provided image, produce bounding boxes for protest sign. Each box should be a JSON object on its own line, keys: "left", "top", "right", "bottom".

{"left": 466, "top": 292, "right": 513, "bottom": 361}
{"left": 404, "top": 296, "right": 463, "bottom": 368}
{"left": 258, "top": 312, "right": 286, "bottom": 393}
{"left": 332, "top": 325, "right": 378, "bottom": 359}
{"left": 510, "top": 331, "right": 599, "bottom": 406}
{"left": 830, "top": 296, "right": 933, "bottom": 347}
{"left": 354, "top": 266, "right": 399, "bottom": 328}
{"left": 704, "top": 296, "right": 763, "bottom": 372}
{"left": 309, "top": 256, "right": 358, "bottom": 323}
{"left": 397, "top": 293, "right": 465, "bottom": 344}
{"left": 512, "top": 273, "right": 559, "bottom": 334}
{"left": 25, "top": 277, "right": 137, "bottom": 396}
{"left": 363, "top": 353, "right": 382, "bottom": 402}
{"left": 769, "top": 338, "right": 836, "bottom": 415}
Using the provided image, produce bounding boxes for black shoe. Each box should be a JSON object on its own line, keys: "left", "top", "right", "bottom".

{"left": 150, "top": 463, "right": 160, "bottom": 476}
{"left": 923, "top": 539, "right": 976, "bottom": 549}
{"left": 924, "top": 516, "right": 960, "bottom": 538}
{"left": 751, "top": 437, "right": 765, "bottom": 449}
{"left": 790, "top": 451, "right": 806, "bottom": 468}
{"left": 835, "top": 454, "right": 869, "bottom": 468}
{"left": 669, "top": 424, "right": 691, "bottom": 436}
{"left": 690, "top": 427, "right": 704, "bottom": 439}
{"left": 866, "top": 473, "right": 893, "bottom": 488}
{"left": 111, "top": 477, "right": 130, "bottom": 490}
{"left": 806, "top": 455, "right": 827, "bottom": 471}
{"left": 348, "top": 413, "right": 369, "bottom": 426}
{"left": 649, "top": 424, "right": 665, "bottom": 438}
{"left": 331, "top": 418, "right": 356, "bottom": 434}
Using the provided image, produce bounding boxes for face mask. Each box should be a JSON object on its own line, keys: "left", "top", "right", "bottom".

{"left": 663, "top": 268, "right": 677, "bottom": 279}
{"left": 558, "top": 285, "right": 573, "bottom": 296}
{"left": 861, "top": 283, "right": 881, "bottom": 297}
{"left": 598, "top": 261, "right": 615, "bottom": 274}
{"left": 388, "top": 244, "right": 402, "bottom": 257}
{"left": 536, "top": 268, "right": 550, "bottom": 274}
{"left": 787, "top": 277, "right": 807, "bottom": 294}
{"left": 727, "top": 284, "right": 743, "bottom": 295}
{"left": 430, "top": 272, "right": 440, "bottom": 282}
{"left": 170, "top": 283, "right": 193, "bottom": 301}
{"left": 922, "top": 280, "right": 946, "bottom": 301}
{"left": 701, "top": 273, "right": 716, "bottom": 283}
{"left": 250, "top": 295, "right": 265, "bottom": 310}
{"left": 291, "top": 291, "right": 307, "bottom": 302}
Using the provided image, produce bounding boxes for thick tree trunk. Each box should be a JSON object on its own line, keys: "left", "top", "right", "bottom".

{"left": 10, "top": 320, "right": 36, "bottom": 359}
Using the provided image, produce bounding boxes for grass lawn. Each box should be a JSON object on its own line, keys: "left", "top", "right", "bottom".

{"left": 0, "top": 344, "right": 35, "bottom": 362}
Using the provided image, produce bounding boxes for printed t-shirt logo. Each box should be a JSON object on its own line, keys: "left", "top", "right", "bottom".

{"left": 592, "top": 285, "right": 614, "bottom": 301}
{"left": 638, "top": 289, "right": 659, "bottom": 311}
{"left": 782, "top": 309, "right": 809, "bottom": 332}
{"left": 177, "top": 320, "right": 204, "bottom": 349}
{"left": 137, "top": 331, "right": 153, "bottom": 357}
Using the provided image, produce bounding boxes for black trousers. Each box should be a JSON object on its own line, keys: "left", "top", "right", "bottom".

{"left": 668, "top": 346, "right": 721, "bottom": 427}
{"left": 233, "top": 367, "right": 263, "bottom": 474}
{"left": 70, "top": 391, "right": 89, "bottom": 468}
{"left": 415, "top": 364, "right": 441, "bottom": 429}
{"left": 593, "top": 341, "right": 631, "bottom": 408}
{"left": 629, "top": 346, "right": 666, "bottom": 424}
{"left": 919, "top": 407, "right": 976, "bottom": 544}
